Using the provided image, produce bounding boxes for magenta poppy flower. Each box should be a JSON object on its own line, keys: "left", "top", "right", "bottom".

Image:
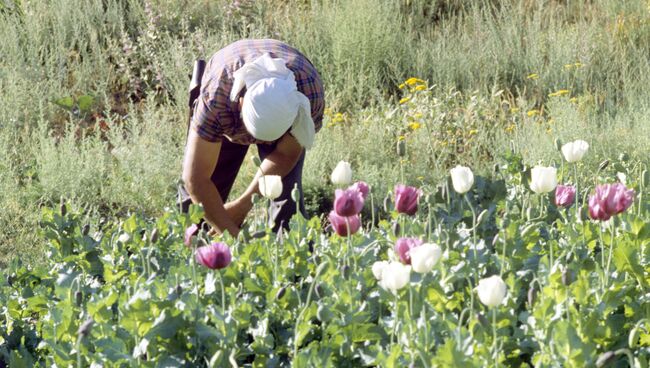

{"left": 195, "top": 242, "right": 232, "bottom": 270}
{"left": 349, "top": 181, "right": 370, "bottom": 200}
{"left": 334, "top": 188, "right": 365, "bottom": 216}
{"left": 328, "top": 211, "right": 361, "bottom": 236}
{"left": 555, "top": 185, "right": 576, "bottom": 207}
{"left": 394, "top": 237, "right": 423, "bottom": 264}
{"left": 394, "top": 185, "right": 420, "bottom": 216}
{"left": 588, "top": 183, "right": 635, "bottom": 221}
{"left": 184, "top": 224, "right": 199, "bottom": 247}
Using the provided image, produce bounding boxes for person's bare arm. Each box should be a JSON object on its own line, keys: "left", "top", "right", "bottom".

{"left": 182, "top": 129, "right": 240, "bottom": 236}
{"left": 225, "top": 132, "right": 304, "bottom": 225}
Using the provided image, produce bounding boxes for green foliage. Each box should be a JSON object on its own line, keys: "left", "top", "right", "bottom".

{"left": 1, "top": 152, "right": 649, "bottom": 366}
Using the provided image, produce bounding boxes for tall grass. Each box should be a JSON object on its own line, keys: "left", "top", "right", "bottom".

{"left": 1, "top": 0, "right": 650, "bottom": 266}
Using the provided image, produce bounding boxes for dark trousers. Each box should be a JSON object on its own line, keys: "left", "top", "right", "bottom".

{"left": 178, "top": 138, "right": 306, "bottom": 231}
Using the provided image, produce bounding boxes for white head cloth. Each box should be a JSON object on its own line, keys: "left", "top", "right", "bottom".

{"left": 230, "top": 53, "right": 315, "bottom": 149}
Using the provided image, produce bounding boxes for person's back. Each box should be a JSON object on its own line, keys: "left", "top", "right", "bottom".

{"left": 180, "top": 39, "right": 325, "bottom": 236}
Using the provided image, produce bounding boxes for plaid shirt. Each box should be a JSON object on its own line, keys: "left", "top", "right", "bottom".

{"left": 191, "top": 39, "right": 325, "bottom": 145}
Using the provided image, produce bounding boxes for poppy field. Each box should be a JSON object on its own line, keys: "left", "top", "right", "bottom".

{"left": 1, "top": 141, "right": 649, "bottom": 367}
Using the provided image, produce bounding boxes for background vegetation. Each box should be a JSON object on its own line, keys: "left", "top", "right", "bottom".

{"left": 1, "top": 0, "right": 650, "bottom": 267}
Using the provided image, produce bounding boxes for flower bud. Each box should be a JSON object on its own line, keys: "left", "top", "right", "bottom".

{"left": 392, "top": 221, "right": 401, "bottom": 237}
{"left": 251, "top": 230, "right": 266, "bottom": 239}
{"left": 629, "top": 327, "right": 640, "bottom": 349}
{"left": 340, "top": 265, "right": 350, "bottom": 279}
{"left": 81, "top": 224, "right": 90, "bottom": 236}
{"left": 527, "top": 287, "right": 536, "bottom": 307}
{"left": 396, "top": 140, "right": 406, "bottom": 157}
{"left": 383, "top": 195, "right": 393, "bottom": 212}
{"left": 642, "top": 170, "right": 649, "bottom": 187}
{"left": 554, "top": 138, "right": 563, "bottom": 152}
{"left": 60, "top": 202, "right": 67, "bottom": 217}
{"left": 275, "top": 286, "right": 287, "bottom": 300}
{"left": 150, "top": 229, "right": 159, "bottom": 244}
{"left": 595, "top": 351, "right": 616, "bottom": 368}
{"left": 598, "top": 159, "right": 610, "bottom": 172}
{"left": 251, "top": 155, "right": 262, "bottom": 167}
{"left": 314, "top": 283, "right": 324, "bottom": 299}
{"left": 78, "top": 318, "right": 94, "bottom": 338}
{"left": 561, "top": 268, "right": 572, "bottom": 286}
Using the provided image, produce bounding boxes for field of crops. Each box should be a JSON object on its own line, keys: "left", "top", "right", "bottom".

{"left": 2, "top": 0, "right": 650, "bottom": 367}
{"left": 2, "top": 143, "right": 649, "bottom": 366}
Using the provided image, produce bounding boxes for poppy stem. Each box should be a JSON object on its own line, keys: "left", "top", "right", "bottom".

{"left": 605, "top": 217, "right": 616, "bottom": 289}
{"left": 217, "top": 270, "right": 225, "bottom": 315}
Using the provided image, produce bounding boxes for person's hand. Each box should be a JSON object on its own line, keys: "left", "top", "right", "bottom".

{"left": 224, "top": 198, "right": 252, "bottom": 227}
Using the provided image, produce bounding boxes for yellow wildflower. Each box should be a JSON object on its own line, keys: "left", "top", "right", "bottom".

{"left": 574, "top": 62, "right": 584, "bottom": 68}
{"left": 510, "top": 107, "right": 520, "bottom": 114}
{"left": 505, "top": 124, "right": 515, "bottom": 133}
{"left": 527, "top": 109, "right": 540, "bottom": 117}
{"left": 468, "top": 129, "right": 478, "bottom": 135}
{"left": 413, "top": 112, "right": 423, "bottom": 119}
{"left": 569, "top": 97, "right": 578, "bottom": 104}
{"left": 526, "top": 73, "right": 539, "bottom": 80}
{"left": 398, "top": 83, "right": 406, "bottom": 89}
{"left": 399, "top": 97, "right": 411, "bottom": 105}
{"left": 405, "top": 78, "right": 418, "bottom": 86}
{"left": 548, "top": 89, "right": 570, "bottom": 97}
{"left": 417, "top": 176, "right": 424, "bottom": 181}
{"left": 405, "top": 77, "right": 425, "bottom": 86}
{"left": 398, "top": 135, "right": 406, "bottom": 141}
{"left": 415, "top": 85, "right": 426, "bottom": 91}
{"left": 408, "top": 122, "right": 421, "bottom": 131}
{"left": 564, "top": 64, "right": 574, "bottom": 70}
